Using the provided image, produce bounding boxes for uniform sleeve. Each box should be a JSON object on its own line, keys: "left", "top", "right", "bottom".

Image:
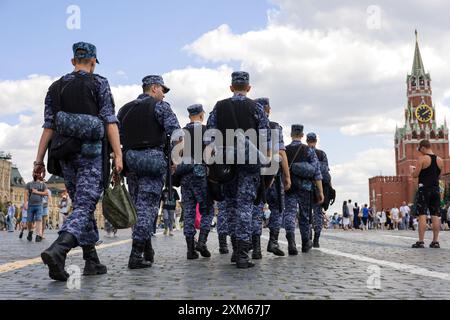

{"left": 309, "top": 148, "right": 323, "bottom": 181}
{"left": 96, "top": 77, "right": 119, "bottom": 124}
{"left": 278, "top": 125, "right": 286, "bottom": 151}
{"left": 322, "top": 151, "right": 329, "bottom": 167}
{"left": 154, "top": 101, "right": 182, "bottom": 141}
{"left": 43, "top": 90, "right": 55, "bottom": 129}
{"left": 206, "top": 104, "right": 218, "bottom": 130}
{"left": 254, "top": 106, "right": 271, "bottom": 151}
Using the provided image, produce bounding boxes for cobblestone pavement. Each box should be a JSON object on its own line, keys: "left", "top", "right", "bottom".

{"left": 0, "top": 227, "right": 449, "bottom": 300}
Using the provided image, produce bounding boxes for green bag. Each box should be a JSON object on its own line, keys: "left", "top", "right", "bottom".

{"left": 102, "top": 174, "right": 137, "bottom": 229}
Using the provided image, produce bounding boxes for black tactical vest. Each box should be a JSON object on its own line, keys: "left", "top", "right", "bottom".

{"left": 269, "top": 121, "right": 279, "bottom": 130}
{"left": 58, "top": 73, "right": 99, "bottom": 116}
{"left": 315, "top": 149, "right": 326, "bottom": 162}
{"left": 286, "top": 143, "right": 310, "bottom": 166}
{"left": 118, "top": 97, "right": 165, "bottom": 150}
{"left": 216, "top": 98, "right": 257, "bottom": 134}
{"left": 183, "top": 124, "right": 207, "bottom": 164}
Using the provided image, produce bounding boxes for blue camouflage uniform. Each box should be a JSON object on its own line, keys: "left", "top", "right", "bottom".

{"left": 123, "top": 78, "right": 181, "bottom": 242}
{"left": 207, "top": 93, "right": 271, "bottom": 243}
{"left": 181, "top": 117, "right": 214, "bottom": 237}
{"left": 251, "top": 97, "right": 286, "bottom": 236}
{"left": 306, "top": 132, "right": 330, "bottom": 236}
{"left": 266, "top": 123, "right": 286, "bottom": 234}
{"left": 283, "top": 140, "right": 322, "bottom": 244}
{"left": 216, "top": 200, "right": 229, "bottom": 236}
{"left": 43, "top": 70, "right": 117, "bottom": 246}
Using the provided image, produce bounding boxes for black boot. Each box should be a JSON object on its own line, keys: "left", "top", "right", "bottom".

{"left": 195, "top": 229, "right": 211, "bottom": 257}
{"left": 186, "top": 236, "right": 199, "bottom": 260}
{"left": 40, "top": 232, "right": 78, "bottom": 281}
{"left": 286, "top": 232, "right": 298, "bottom": 256}
{"left": 128, "top": 240, "right": 152, "bottom": 269}
{"left": 313, "top": 232, "right": 320, "bottom": 248}
{"left": 231, "top": 235, "right": 237, "bottom": 263}
{"left": 218, "top": 234, "right": 229, "bottom": 254}
{"left": 236, "top": 240, "right": 255, "bottom": 269}
{"left": 302, "top": 239, "right": 313, "bottom": 253}
{"left": 267, "top": 230, "right": 285, "bottom": 256}
{"left": 82, "top": 245, "right": 107, "bottom": 276}
{"left": 251, "top": 235, "right": 262, "bottom": 260}
{"left": 144, "top": 238, "right": 155, "bottom": 263}
{"left": 27, "top": 231, "right": 33, "bottom": 242}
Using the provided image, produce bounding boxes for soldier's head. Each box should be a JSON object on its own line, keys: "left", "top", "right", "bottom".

{"left": 255, "top": 98, "right": 270, "bottom": 116}
{"left": 291, "top": 124, "right": 304, "bottom": 140}
{"left": 418, "top": 139, "right": 431, "bottom": 155}
{"left": 306, "top": 132, "right": 317, "bottom": 148}
{"left": 142, "top": 75, "right": 170, "bottom": 102}
{"left": 187, "top": 104, "right": 205, "bottom": 123}
{"left": 71, "top": 42, "right": 99, "bottom": 73}
{"left": 230, "top": 71, "right": 251, "bottom": 94}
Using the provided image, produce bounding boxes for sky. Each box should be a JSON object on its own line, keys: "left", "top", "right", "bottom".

{"left": 2, "top": 0, "right": 450, "bottom": 214}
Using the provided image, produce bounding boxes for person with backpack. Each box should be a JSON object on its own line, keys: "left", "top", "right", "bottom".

{"left": 307, "top": 132, "right": 330, "bottom": 248}
{"left": 34, "top": 42, "right": 123, "bottom": 282}
{"left": 118, "top": 75, "right": 181, "bottom": 269}
{"left": 284, "top": 125, "right": 324, "bottom": 253}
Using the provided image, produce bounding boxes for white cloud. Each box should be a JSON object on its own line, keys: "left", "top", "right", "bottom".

{"left": 328, "top": 148, "right": 395, "bottom": 213}
{"left": 340, "top": 116, "right": 398, "bottom": 136}
{"left": 0, "top": 75, "right": 55, "bottom": 116}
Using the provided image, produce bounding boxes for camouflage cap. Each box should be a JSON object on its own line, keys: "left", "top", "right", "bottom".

{"left": 72, "top": 42, "right": 99, "bottom": 64}
{"left": 306, "top": 132, "right": 317, "bottom": 142}
{"left": 231, "top": 71, "right": 250, "bottom": 85}
{"left": 187, "top": 104, "right": 204, "bottom": 116}
{"left": 291, "top": 124, "right": 304, "bottom": 135}
{"left": 255, "top": 97, "right": 270, "bottom": 107}
{"left": 142, "top": 75, "right": 170, "bottom": 93}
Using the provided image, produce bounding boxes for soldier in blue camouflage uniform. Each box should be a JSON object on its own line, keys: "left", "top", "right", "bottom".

{"left": 179, "top": 104, "right": 214, "bottom": 259}
{"left": 307, "top": 132, "right": 331, "bottom": 248}
{"left": 284, "top": 125, "right": 324, "bottom": 253}
{"left": 118, "top": 75, "right": 181, "bottom": 269}
{"left": 207, "top": 71, "right": 271, "bottom": 268}
{"left": 216, "top": 200, "right": 230, "bottom": 254}
{"left": 36, "top": 42, "right": 123, "bottom": 281}
{"left": 253, "top": 98, "right": 291, "bottom": 258}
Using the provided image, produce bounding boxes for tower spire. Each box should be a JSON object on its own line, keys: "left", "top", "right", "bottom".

{"left": 411, "top": 29, "right": 426, "bottom": 76}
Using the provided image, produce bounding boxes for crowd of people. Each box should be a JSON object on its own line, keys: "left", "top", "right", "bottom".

{"left": 327, "top": 199, "right": 450, "bottom": 232}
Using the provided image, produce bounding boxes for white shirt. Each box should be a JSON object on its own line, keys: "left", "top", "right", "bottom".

{"left": 400, "top": 205, "right": 410, "bottom": 217}
{"left": 348, "top": 204, "right": 354, "bottom": 216}
{"left": 391, "top": 207, "right": 399, "bottom": 219}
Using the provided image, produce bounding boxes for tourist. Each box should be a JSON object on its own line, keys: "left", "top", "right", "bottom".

{"left": 342, "top": 201, "right": 350, "bottom": 230}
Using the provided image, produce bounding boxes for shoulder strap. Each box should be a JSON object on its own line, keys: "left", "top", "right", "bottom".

{"left": 289, "top": 144, "right": 305, "bottom": 170}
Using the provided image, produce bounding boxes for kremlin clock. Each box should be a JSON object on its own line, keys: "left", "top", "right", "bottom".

{"left": 415, "top": 104, "right": 433, "bottom": 123}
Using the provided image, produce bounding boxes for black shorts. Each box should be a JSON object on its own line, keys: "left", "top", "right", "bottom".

{"left": 416, "top": 187, "right": 440, "bottom": 216}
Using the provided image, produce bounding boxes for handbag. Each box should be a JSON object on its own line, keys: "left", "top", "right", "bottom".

{"left": 102, "top": 174, "right": 137, "bottom": 229}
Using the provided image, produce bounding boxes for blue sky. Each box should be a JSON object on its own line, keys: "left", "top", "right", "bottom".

{"left": 0, "top": 0, "right": 274, "bottom": 83}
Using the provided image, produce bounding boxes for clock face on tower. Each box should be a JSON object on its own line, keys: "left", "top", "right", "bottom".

{"left": 415, "top": 104, "right": 433, "bottom": 123}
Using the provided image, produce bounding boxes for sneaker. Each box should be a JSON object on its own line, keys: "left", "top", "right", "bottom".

{"left": 163, "top": 229, "right": 168, "bottom": 236}
{"left": 19, "top": 231, "right": 23, "bottom": 239}
{"left": 35, "top": 235, "right": 42, "bottom": 242}
{"left": 27, "top": 232, "right": 33, "bottom": 242}
{"left": 429, "top": 242, "right": 440, "bottom": 248}
{"left": 169, "top": 231, "right": 174, "bottom": 236}
{"left": 412, "top": 241, "right": 425, "bottom": 248}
